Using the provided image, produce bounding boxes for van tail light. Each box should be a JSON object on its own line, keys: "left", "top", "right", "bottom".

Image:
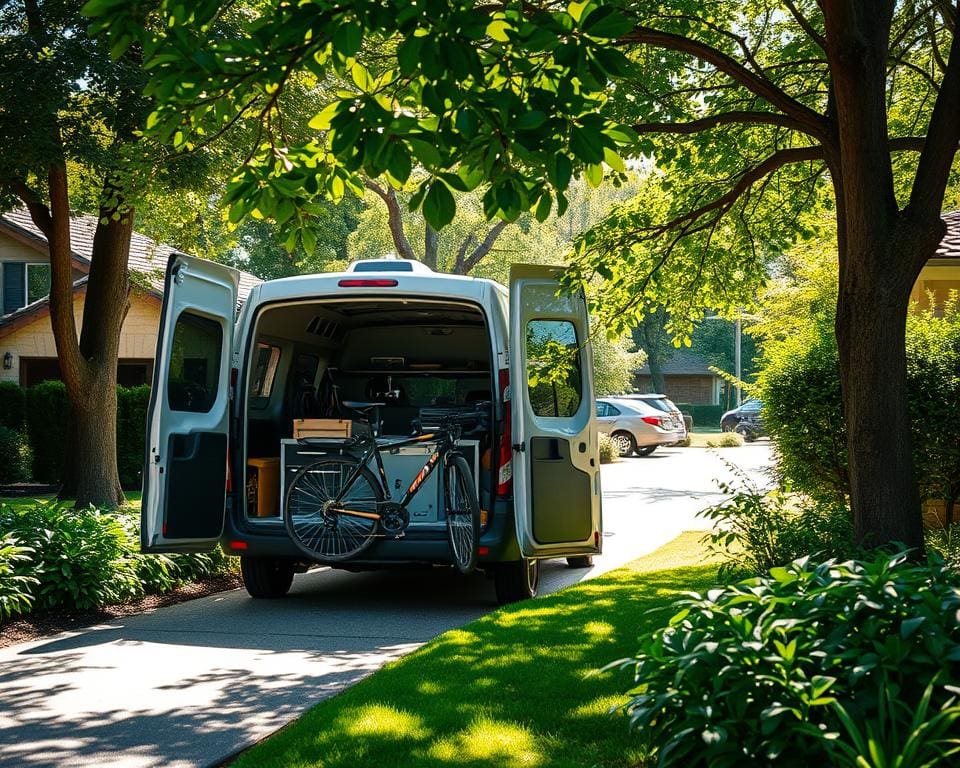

{"left": 496, "top": 368, "right": 513, "bottom": 497}
{"left": 338, "top": 279, "right": 398, "bottom": 287}
{"left": 641, "top": 415, "right": 664, "bottom": 426}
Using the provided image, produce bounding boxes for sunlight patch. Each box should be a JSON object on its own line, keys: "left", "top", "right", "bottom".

{"left": 340, "top": 704, "right": 427, "bottom": 740}
{"left": 568, "top": 695, "right": 625, "bottom": 719}
{"left": 428, "top": 717, "right": 543, "bottom": 766}
{"left": 582, "top": 620, "right": 614, "bottom": 640}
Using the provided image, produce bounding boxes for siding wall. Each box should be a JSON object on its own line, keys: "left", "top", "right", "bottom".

{"left": 633, "top": 374, "right": 719, "bottom": 404}
{"left": 911, "top": 263, "right": 960, "bottom": 313}
{"left": 0, "top": 292, "right": 161, "bottom": 384}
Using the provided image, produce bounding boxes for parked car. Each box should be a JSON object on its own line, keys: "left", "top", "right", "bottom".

{"left": 615, "top": 393, "right": 687, "bottom": 436}
{"left": 142, "top": 255, "right": 602, "bottom": 605}
{"left": 595, "top": 396, "right": 687, "bottom": 457}
{"left": 720, "top": 398, "right": 765, "bottom": 438}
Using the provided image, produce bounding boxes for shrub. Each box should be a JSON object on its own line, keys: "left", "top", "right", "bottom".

{"left": 598, "top": 432, "right": 618, "bottom": 464}
{"left": 617, "top": 552, "right": 960, "bottom": 767}
{"left": 705, "top": 432, "right": 743, "bottom": 448}
{"left": 116, "top": 385, "right": 150, "bottom": 488}
{"left": 24, "top": 380, "right": 69, "bottom": 483}
{"left": 699, "top": 468, "right": 855, "bottom": 579}
{"left": 0, "top": 381, "right": 24, "bottom": 431}
{"left": 0, "top": 501, "right": 141, "bottom": 609}
{"left": 0, "top": 535, "right": 37, "bottom": 622}
{"left": 0, "top": 426, "right": 30, "bottom": 484}
{"left": 677, "top": 404, "right": 724, "bottom": 429}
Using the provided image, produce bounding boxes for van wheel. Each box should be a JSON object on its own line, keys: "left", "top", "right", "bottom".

{"left": 241, "top": 556, "right": 294, "bottom": 599}
{"left": 566, "top": 555, "right": 594, "bottom": 568}
{"left": 494, "top": 558, "right": 540, "bottom": 605}
{"left": 611, "top": 431, "right": 636, "bottom": 457}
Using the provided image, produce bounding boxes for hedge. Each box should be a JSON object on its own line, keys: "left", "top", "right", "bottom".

{"left": 0, "top": 381, "right": 24, "bottom": 431}
{"left": 17, "top": 381, "right": 150, "bottom": 488}
{"left": 676, "top": 403, "right": 725, "bottom": 430}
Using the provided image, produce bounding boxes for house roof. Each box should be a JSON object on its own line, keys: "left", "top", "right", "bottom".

{"left": 635, "top": 348, "right": 717, "bottom": 377}
{"left": 935, "top": 210, "right": 960, "bottom": 260}
{"left": 0, "top": 207, "right": 260, "bottom": 314}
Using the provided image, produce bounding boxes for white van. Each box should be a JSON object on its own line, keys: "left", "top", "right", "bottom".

{"left": 142, "top": 255, "right": 602, "bottom": 604}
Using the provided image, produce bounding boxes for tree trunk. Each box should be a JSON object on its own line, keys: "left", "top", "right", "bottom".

{"left": 58, "top": 209, "right": 133, "bottom": 507}
{"left": 835, "top": 225, "right": 929, "bottom": 551}
{"left": 423, "top": 225, "right": 438, "bottom": 269}
{"left": 640, "top": 310, "right": 669, "bottom": 394}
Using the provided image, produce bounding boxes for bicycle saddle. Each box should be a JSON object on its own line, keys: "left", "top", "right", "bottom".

{"left": 342, "top": 400, "right": 385, "bottom": 412}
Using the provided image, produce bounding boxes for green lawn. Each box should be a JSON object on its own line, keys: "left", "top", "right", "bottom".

{"left": 233, "top": 533, "right": 719, "bottom": 768}
{"left": 0, "top": 490, "right": 142, "bottom": 511}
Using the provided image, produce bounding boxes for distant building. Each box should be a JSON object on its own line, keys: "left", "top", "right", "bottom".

{"left": 633, "top": 349, "right": 723, "bottom": 405}
{"left": 0, "top": 208, "right": 259, "bottom": 387}
{"left": 910, "top": 209, "right": 960, "bottom": 313}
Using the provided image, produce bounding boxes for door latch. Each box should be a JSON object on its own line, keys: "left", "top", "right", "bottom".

{"left": 512, "top": 442, "right": 525, "bottom": 453}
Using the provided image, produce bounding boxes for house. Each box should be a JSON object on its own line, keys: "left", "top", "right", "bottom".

{"left": 0, "top": 208, "right": 259, "bottom": 387}
{"left": 632, "top": 348, "right": 724, "bottom": 405}
{"left": 910, "top": 209, "right": 960, "bottom": 312}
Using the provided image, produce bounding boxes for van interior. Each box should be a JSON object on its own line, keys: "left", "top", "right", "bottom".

{"left": 242, "top": 297, "right": 496, "bottom": 523}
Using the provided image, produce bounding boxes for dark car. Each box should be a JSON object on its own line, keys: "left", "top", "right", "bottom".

{"left": 720, "top": 399, "right": 764, "bottom": 436}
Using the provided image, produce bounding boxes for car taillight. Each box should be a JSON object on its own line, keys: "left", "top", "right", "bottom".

{"left": 338, "top": 279, "right": 398, "bottom": 287}
{"left": 641, "top": 415, "right": 664, "bottom": 426}
{"left": 496, "top": 368, "right": 512, "bottom": 497}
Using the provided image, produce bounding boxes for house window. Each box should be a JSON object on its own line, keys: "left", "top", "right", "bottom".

{"left": 26, "top": 263, "right": 51, "bottom": 305}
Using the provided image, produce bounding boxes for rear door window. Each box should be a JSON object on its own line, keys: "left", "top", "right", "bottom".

{"left": 526, "top": 319, "right": 582, "bottom": 418}
{"left": 167, "top": 311, "right": 222, "bottom": 413}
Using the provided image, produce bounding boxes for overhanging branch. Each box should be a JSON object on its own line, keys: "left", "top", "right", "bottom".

{"left": 633, "top": 111, "right": 803, "bottom": 135}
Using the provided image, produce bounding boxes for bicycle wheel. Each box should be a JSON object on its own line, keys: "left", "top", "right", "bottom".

{"left": 284, "top": 457, "right": 384, "bottom": 561}
{"left": 444, "top": 455, "right": 480, "bottom": 574}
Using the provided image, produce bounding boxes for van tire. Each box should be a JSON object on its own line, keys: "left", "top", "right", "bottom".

{"left": 241, "top": 556, "right": 295, "bottom": 599}
{"left": 566, "top": 555, "right": 593, "bottom": 568}
{"left": 494, "top": 558, "right": 539, "bottom": 604}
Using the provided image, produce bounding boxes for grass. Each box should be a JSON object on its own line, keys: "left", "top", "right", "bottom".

{"left": 0, "top": 490, "right": 142, "bottom": 511}
{"left": 681, "top": 431, "right": 749, "bottom": 448}
{"left": 232, "top": 532, "right": 719, "bottom": 768}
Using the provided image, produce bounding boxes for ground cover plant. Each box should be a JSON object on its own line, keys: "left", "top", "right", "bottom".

{"left": 0, "top": 498, "right": 234, "bottom": 621}
{"left": 618, "top": 552, "right": 960, "bottom": 767}
{"left": 230, "top": 533, "right": 717, "bottom": 768}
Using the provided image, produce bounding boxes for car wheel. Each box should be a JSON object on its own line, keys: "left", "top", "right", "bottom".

{"left": 635, "top": 445, "right": 657, "bottom": 457}
{"left": 240, "top": 556, "right": 295, "bottom": 599}
{"left": 566, "top": 555, "right": 594, "bottom": 568}
{"left": 611, "top": 431, "right": 636, "bottom": 457}
{"left": 494, "top": 558, "right": 540, "bottom": 604}
{"left": 734, "top": 424, "right": 757, "bottom": 443}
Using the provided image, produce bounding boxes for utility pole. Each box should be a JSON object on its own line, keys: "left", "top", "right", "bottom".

{"left": 734, "top": 314, "right": 742, "bottom": 407}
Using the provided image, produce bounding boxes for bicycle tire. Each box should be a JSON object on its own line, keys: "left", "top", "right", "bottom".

{"left": 284, "top": 457, "right": 384, "bottom": 561}
{"left": 444, "top": 454, "right": 480, "bottom": 574}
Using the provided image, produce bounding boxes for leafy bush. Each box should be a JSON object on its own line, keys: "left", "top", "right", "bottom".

{"left": 598, "top": 432, "right": 618, "bottom": 464}
{"left": 699, "top": 468, "right": 854, "bottom": 579}
{"left": 705, "top": 432, "right": 743, "bottom": 448}
{"left": 0, "top": 501, "right": 141, "bottom": 609}
{"left": 0, "top": 426, "right": 30, "bottom": 484}
{"left": 617, "top": 553, "right": 960, "bottom": 767}
{"left": 677, "top": 404, "right": 724, "bottom": 429}
{"left": 0, "top": 535, "right": 37, "bottom": 622}
{"left": 0, "top": 381, "right": 24, "bottom": 431}
{"left": 24, "top": 380, "right": 69, "bottom": 483}
{"left": 116, "top": 385, "right": 150, "bottom": 488}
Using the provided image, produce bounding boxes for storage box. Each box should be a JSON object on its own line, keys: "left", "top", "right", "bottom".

{"left": 246, "top": 457, "right": 280, "bottom": 517}
{"left": 292, "top": 418, "right": 352, "bottom": 439}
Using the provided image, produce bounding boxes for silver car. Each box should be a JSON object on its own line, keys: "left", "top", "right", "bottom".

{"left": 596, "top": 396, "right": 688, "bottom": 457}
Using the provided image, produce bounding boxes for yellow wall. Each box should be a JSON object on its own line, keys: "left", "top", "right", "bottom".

{"left": 0, "top": 292, "right": 161, "bottom": 384}
{"left": 911, "top": 263, "right": 960, "bottom": 313}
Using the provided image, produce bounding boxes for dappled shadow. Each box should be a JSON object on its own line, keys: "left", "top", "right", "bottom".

{"left": 231, "top": 564, "right": 718, "bottom": 768}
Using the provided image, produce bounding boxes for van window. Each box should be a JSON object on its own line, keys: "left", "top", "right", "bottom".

{"left": 526, "top": 319, "right": 582, "bottom": 418}
{"left": 249, "top": 343, "right": 281, "bottom": 406}
{"left": 167, "top": 311, "right": 222, "bottom": 413}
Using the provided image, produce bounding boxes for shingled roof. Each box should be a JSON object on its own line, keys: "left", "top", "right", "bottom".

{"left": 635, "top": 348, "right": 717, "bottom": 376}
{"left": 0, "top": 207, "right": 260, "bottom": 300}
{"left": 935, "top": 210, "right": 960, "bottom": 260}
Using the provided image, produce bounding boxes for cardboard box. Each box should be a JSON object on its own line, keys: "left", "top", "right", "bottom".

{"left": 246, "top": 457, "right": 280, "bottom": 517}
{"left": 292, "top": 418, "right": 352, "bottom": 439}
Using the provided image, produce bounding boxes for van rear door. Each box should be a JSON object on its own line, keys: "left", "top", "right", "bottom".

{"left": 509, "top": 265, "right": 601, "bottom": 558}
{"left": 142, "top": 254, "right": 238, "bottom": 553}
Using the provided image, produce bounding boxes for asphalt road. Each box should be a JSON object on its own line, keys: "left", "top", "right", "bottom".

{"left": 0, "top": 443, "right": 772, "bottom": 768}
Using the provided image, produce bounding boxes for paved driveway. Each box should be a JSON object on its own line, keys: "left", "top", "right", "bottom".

{"left": 0, "top": 443, "right": 771, "bottom": 768}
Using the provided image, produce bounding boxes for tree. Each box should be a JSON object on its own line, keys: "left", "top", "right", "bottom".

{"left": 90, "top": 1, "right": 960, "bottom": 549}
{"left": 632, "top": 307, "right": 672, "bottom": 394}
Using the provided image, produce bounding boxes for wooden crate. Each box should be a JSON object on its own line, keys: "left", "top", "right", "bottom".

{"left": 292, "top": 418, "right": 352, "bottom": 439}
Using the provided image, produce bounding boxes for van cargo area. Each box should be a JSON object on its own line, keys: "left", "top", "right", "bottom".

{"left": 242, "top": 297, "right": 496, "bottom": 527}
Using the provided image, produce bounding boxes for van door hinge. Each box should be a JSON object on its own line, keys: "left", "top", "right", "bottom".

{"left": 512, "top": 442, "right": 525, "bottom": 453}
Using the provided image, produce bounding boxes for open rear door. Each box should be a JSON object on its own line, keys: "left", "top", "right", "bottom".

{"left": 142, "top": 254, "right": 239, "bottom": 553}
{"left": 509, "top": 265, "right": 601, "bottom": 559}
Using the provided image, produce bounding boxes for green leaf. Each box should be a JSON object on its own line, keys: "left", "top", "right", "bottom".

{"left": 516, "top": 110, "right": 547, "bottom": 130}
{"left": 409, "top": 138, "right": 442, "bottom": 168}
{"left": 308, "top": 102, "right": 341, "bottom": 131}
{"left": 333, "top": 21, "right": 363, "bottom": 57}
{"left": 535, "top": 193, "right": 552, "bottom": 223}
{"left": 422, "top": 179, "right": 456, "bottom": 229}
{"left": 584, "top": 163, "right": 603, "bottom": 188}
{"left": 486, "top": 20, "right": 511, "bottom": 42}
{"left": 581, "top": 6, "right": 634, "bottom": 39}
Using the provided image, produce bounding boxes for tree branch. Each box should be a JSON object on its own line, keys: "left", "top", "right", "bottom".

{"left": 908, "top": 23, "right": 960, "bottom": 220}
{"left": 619, "top": 25, "right": 829, "bottom": 137}
{"left": 3, "top": 179, "right": 52, "bottom": 236}
{"left": 633, "top": 110, "right": 804, "bottom": 135}
{"left": 364, "top": 179, "right": 416, "bottom": 261}
{"left": 783, "top": 0, "right": 827, "bottom": 51}
{"left": 462, "top": 221, "right": 508, "bottom": 274}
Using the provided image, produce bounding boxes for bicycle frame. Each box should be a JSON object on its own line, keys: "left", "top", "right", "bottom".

{"left": 326, "top": 429, "right": 458, "bottom": 520}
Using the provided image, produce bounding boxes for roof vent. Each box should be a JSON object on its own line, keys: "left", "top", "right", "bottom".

{"left": 346, "top": 257, "right": 434, "bottom": 274}
{"left": 306, "top": 316, "right": 343, "bottom": 341}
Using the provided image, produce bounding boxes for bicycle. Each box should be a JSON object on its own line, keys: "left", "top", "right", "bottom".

{"left": 283, "top": 400, "right": 483, "bottom": 574}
